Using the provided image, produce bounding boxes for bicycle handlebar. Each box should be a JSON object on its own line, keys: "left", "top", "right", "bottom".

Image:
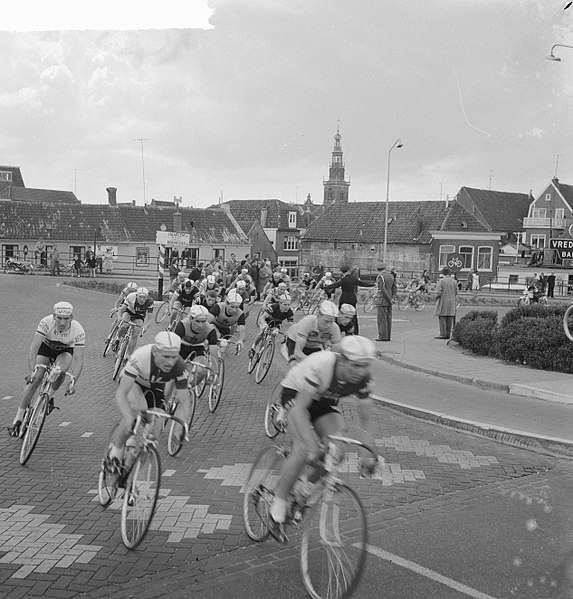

{"left": 141, "top": 409, "right": 190, "bottom": 443}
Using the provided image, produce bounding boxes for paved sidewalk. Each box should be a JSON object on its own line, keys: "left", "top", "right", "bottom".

{"left": 367, "top": 322, "right": 573, "bottom": 458}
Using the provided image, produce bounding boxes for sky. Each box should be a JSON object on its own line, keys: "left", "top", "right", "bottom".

{"left": 1, "top": 0, "right": 573, "bottom": 208}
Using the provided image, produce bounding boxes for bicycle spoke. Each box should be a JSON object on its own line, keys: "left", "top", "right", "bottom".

{"left": 20, "top": 393, "right": 49, "bottom": 465}
{"left": 208, "top": 358, "right": 225, "bottom": 412}
{"left": 301, "top": 484, "right": 367, "bottom": 599}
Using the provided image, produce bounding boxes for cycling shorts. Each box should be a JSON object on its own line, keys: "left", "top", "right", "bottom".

{"left": 137, "top": 383, "right": 166, "bottom": 409}
{"left": 38, "top": 342, "right": 73, "bottom": 359}
{"left": 180, "top": 344, "right": 207, "bottom": 361}
{"left": 280, "top": 386, "right": 340, "bottom": 422}
{"left": 285, "top": 337, "right": 322, "bottom": 358}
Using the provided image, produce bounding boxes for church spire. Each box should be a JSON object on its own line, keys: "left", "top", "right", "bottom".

{"left": 323, "top": 123, "right": 350, "bottom": 207}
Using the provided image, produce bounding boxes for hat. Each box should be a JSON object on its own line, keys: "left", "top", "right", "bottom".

{"left": 376, "top": 262, "right": 387, "bottom": 271}
{"left": 339, "top": 335, "right": 376, "bottom": 362}
{"left": 153, "top": 331, "right": 181, "bottom": 353}
{"left": 442, "top": 267, "right": 450, "bottom": 275}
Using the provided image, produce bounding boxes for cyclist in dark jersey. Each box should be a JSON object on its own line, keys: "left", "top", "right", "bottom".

{"left": 267, "top": 336, "right": 377, "bottom": 543}
{"left": 336, "top": 304, "right": 358, "bottom": 336}
{"left": 208, "top": 289, "right": 245, "bottom": 353}
{"left": 248, "top": 294, "right": 294, "bottom": 360}
{"left": 116, "top": 287, "right": 154, "bottom": 356}
{"left": 168, "top": 279, "right": 200, "bottom": 327}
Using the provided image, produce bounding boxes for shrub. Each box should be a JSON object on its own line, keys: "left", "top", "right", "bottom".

{"left": 452, "top": 310, "right": 498, "bottom": 356}
{"left": 494, "top": 315, "right": 573, "bottom": 372}
{"left": 63, "top": 279, "right": 160, "bottom": 300}
{"left": 500, "top": 304, "right": 566, "bottom": 327}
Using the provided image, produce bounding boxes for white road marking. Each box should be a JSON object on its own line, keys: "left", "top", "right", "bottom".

{"left": 364, "top": 544, "right": 501, "bottom": 599}
{"left": 81, "top": 432, "right": 93, "bottom": 438}
{"left": 164, "top": 469, "right": 176, "bottom": 477}
{"left": 2, "top": 396, "right": 14, "bottom": 400}
{"left": 59, "top": 422, "right": 71, "bottom": 427}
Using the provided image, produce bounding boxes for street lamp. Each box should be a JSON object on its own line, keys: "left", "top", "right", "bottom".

{"left": 383, "top": 139, "right": 403, "bottom": 262}
{"left": 547, "top": 44, "right": 573, "bottom": 61}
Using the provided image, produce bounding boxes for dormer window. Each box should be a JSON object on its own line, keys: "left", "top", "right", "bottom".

{"left": 0, "top": 171, "right": 12, "bottom": 182}
{"left": 546, "top": 193, "right": 551, "bottom": 201}
{"left": 288, "top": 211, "right": 297, "bottom": 228}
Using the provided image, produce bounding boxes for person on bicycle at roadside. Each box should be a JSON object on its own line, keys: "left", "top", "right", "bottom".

{"left": 208, "top": 289, "right": 245, "bottom": 353}
{"left": 336, "top": 303, "right": 358, "bottom": 336}
{"left": 8, "top": 302, "right": 84, "bottom": 437}
{"left": 104, "top": 331, "right": 190, "bottom": 475}
{"left": 249, "top": 294, "right": 294, "bottom": 360}
{"left": 115, "top": 287, "right": 153, "bottom": 356}
{"left": 285, "top": 300, "right": 341, "bottom": 363}
{"left": 267, "top": 335, "right": 378, "bottom": 543}
{"left": 174, "top": 305, "right": 222, "bottom": 389}
{"left": 168, "top": 278, "right": 200, "bottom": 327}
{"left": 315, "top": 271, "right": 335, "bottom": 300}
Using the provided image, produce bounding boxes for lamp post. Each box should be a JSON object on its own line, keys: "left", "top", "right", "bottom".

{"left": 383, "top": 139, "right": 403, "bottom": 263}
{"left": 547, "top": 43, "right": 573, "bottom": 61}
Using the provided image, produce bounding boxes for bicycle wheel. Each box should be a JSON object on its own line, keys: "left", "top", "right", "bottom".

{"left": 301, "top": 483, "right": 368, "bottom": 599}
{"left": 264, "top": 383, "right": 285, "bottom": 439}
{"left": 191, "top": 355, "right": 211, "bottom": 398}
{"left": 243, "top": 445, "right": 283, "bottom": 542}
{"left": 247, "top": 336, "right": 264, "bottom": 374}
{"left": 255, "top": 337, "right": 275, "bottom": 384}
{"left": 112, "top": 336, "right": 129, "bottom": 381}
{"left": 167, "top": 387, "right": 196, "bottom": 457}
{"left": 98, "top": 453, "right": 119, "bottom": 507}
{"left": 398, "top": 297, "right": 409, "bottom": 311}
{"left": 208, "top": 357, "right": 225, "bottom": 412}
{"left": 121, "top": 444, "right": 161, "bottom": 549}
{"left": 363, "top": 297, "right": 374, "bottom": 313}
{"left": 564, "top": 305, "right": 573, "bottom": 341}
{"left": 20, "top": 392, "right": 49, "bottom": 465}
{"left": 256, "top": 307, "right": 266, "bottom": 328}
{"left": 155, "top": 301, "right": 170, "bottom": 323}
{"left": 414, "top": 299, "right": 425, "bottom": 311}
{"left": 103, "top": 320, "right": 119, "bottom": 357}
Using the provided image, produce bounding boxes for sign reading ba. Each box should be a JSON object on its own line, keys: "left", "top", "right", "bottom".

{"left": 549, "top": 238, "right": 573, "bottom": 260}
{"left": 156, "top": 231, "right": 190, "bottom": 247}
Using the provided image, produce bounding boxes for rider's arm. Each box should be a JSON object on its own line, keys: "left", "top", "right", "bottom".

{"left": 69, "top": 345, "right": 84, "bottom": 384}
{"left": 169, "top": 291, "right": 179, "bottom": 312}
{"left": 114, "top": 292, "right": 126, "bottom": 309}
{"left": 288, "top": 389, "right": 321, "bottom": 458}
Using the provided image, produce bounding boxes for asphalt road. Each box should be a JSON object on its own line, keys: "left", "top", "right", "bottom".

{"left": 0, "top": 274, "right": 572, "bottom": 599}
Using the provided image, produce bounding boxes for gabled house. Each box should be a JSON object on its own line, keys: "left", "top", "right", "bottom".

{"left": 523, "top": 177, "right": 573, "bottom": 265}
{"left": 0, "top": 164, "right": 79, "bottom": 204}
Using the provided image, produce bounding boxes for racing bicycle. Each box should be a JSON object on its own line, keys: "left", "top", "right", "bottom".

{"left": 398, "top": 291, "right": 425, "bottom": 311}
{"left": 18, "top": 363, "right": 75, "bottom": 465}
{"left": 103, "top": 309, "right": 121, "bottom": 357}
{"left": 247, "top": 324, "right": 284, "bottom": 384}
{"left": 97, "top": 408, "right": 189, "bottom": 549}
{"left": 243, "top": 434, "right": 379, "bottom": 599}
{"left": 112, "top": 321, "right": 145, "bottom": 381}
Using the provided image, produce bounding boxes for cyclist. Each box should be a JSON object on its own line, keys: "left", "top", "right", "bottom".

{"left": 336, "top": 303, "right": 358, "bottom": 336}
{"left": 166, "top": 271, "right": 188, "bottom": 295}
{"left": 249, "top": 293, "right": 294, "bottom": 359}
{"left": 231, "top": 268, "right": 254, "bottom": 290}
{"left": 284, "top": 300, "right": 341, "bottom": 363}
{"left": 168, "top": 278, "right": 200, "bottom": 327}
{"left": 300, "top": 272, "right": 316, "bottom": 291}
{"left": 113, "top": 281, "right": 138, "bottom": 312}
{"left": 200, "top": 289, "right": 219, "bottom": 311}
{"left": 268, "top": 335, "right": 378, "bottom": 543}
{"left": 104, "top": 331, "right": 190, "bottom": 474}
{"left": 315, "top": 271, "right": 335, "bottom": 300}
{"left": 115, "top": 287, "right": 154, "bottom": 356}
{"left": 262, "top": 281, "right": 288, "bottom": 311}
{"left": 8, "top": 302, "right": 84, "bottom": 437}
{"left": 261, "top": 271, "right": 284, "bottom": 298}
{"left": 208, "top": 289, "right": 245, "bottom": 353}
{"left": 174, "top": 305, "right": 222, "bottom": 389}
{"left": 199, "top": 274, "right": 221, "bottom": 298}
{"left": 279, "top": 267, "right": 291, "bottom": 288}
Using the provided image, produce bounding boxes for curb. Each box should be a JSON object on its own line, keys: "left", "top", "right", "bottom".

{"left": 371, "top": 394, "right": 573, "bottom": 460}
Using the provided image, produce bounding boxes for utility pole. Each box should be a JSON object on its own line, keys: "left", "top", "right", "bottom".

{"left": 554, "top": 154, "right": 561, "bottom": 178}
{"left": 134, "top": 138, "right": 150, "bottom": 204}
{"left": 488, "top": 170, "right": 494, "bottom": 190}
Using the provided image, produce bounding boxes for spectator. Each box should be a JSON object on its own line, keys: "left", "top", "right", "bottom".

{"left": 103, "top": 248, "right": 114, "bottom": 274}
{"left": 375, "top": 263, "right": 395, "bottom": 342}
{"left": 85, "top": 249, "right": 97, "bottom": 278}
{"left": 257, "top": 260, "right": 272, "bottom": 300}
{"left": 95, "top": 244, "right": 104, "bottom": 274}
{"left": 434, "top": 267, "right": 458, "bottom": 339}
{"left": 169, "top": 257, "right": 179, "bottom": 283}
{"left": 50, "top": 245, "right": 60, "bottom": 276}
{"left": 73, "top": 254, "right": 83, "bottom": 278}
{"left": 547, "top": 273, "right": 556, "bottom": 298}
{"left": 471, "top": 270, "right": 480, "bottom": 292}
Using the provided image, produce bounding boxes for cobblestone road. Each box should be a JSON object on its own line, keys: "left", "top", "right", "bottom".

{"left": 0, "top": 276, "right": 561, "bottom": 598}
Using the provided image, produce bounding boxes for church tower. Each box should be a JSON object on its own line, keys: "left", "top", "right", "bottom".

{"left": 323, "top": 125, "right": 350, "bottom": 207}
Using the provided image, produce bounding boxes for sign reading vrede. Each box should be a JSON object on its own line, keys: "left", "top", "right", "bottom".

{"left": 549, "top": 238, "right": 573, "bottom": 259}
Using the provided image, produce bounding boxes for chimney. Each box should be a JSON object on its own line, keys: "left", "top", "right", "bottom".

{"left": 173, "top": 209, "right": 182, "bottom": 232}
{"left": 260, "top": 207, "right": 268, "bottom": 227}
{"left": 106, "top": 187, "right": 117, "bottom": 206}
{"left": 552, "top": 177, "right": 559, "bottom": 188}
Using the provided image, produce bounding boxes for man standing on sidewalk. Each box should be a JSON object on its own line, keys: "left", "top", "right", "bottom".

{"left": 375, "top": 263, "right": 395, "bottom": 342}
{"left": 434, "top": 267, "right": 458, "bottom": 339}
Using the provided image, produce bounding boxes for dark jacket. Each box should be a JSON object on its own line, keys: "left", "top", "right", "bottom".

{"left": 326, "top": 273, "right": 375, "bottom": 307}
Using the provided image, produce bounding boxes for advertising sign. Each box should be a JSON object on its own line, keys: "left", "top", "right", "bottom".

{"left": 550, "top": 238, "right": 573, "bottom": 260}
{"left": 156, "top": 231, "right": 190, "bottom": 247}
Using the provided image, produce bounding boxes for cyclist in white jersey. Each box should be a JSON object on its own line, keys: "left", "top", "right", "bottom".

{"left": 8, "top": 302, "right": 85, "bottom": 437}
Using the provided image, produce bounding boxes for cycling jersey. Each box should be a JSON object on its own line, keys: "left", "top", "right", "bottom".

{"left": 174, "top": 320, "right": 219, "bottom": 348}
{"left": 287, "top": 314, "right": 341, "bottom": 352}
{"left": 281, "top": 351, "right": 371, "bottom": 407}
{"left": 336, "top": 316, "right": 357, "bottom": 336}
{"left": 264, "top": 303, "right": 294, "bottom": 327}
{"left": 36, "top": 315, "right": 86, "bottom": 351}
{"left": 123, "top": 292, "right": 154, "bottom": 319}
{"left": 123, "top": 344, "right": 188, "bottom": 392}
{"left": 174, "top": 284, "right": 200, "bottom": 307}
{"left": 209, "top": 302, "right": 246, "bottom": 334}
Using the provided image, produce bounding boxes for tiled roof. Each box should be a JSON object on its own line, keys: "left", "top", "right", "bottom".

{"left": 0, "top": 186, "right": 79, "bottom": 204}
{"left": 554, "top": 181, "right": 573, "bottom": 207}
{"left": 0, "top": 202, "right": 248, "bottom": 244}
{"left": 301, "top": 201, "right": 450, "bottom": 244}
{"left": 214, "top": 199, "right": 306, "bottom": 229}
{"left": 0, "top": 165, "right": 25, "bottom": 187}
{"left": 440, "top": 201, "right": 490, "bottom": 232}
{"left": 456, "top": 187, "right": 530, "bottom": 232}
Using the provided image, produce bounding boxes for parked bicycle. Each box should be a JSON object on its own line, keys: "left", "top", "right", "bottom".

{"left": 243, "top": 433, "right": 379, "bottom": 599}
{"left": 97, "top": 408, "right": 189, "bottom": 549}
{"left": 112, "top": 321, "right": 145, "bottom": 381}
{"left": 362, "top": 288, "right": 377, "bottom": 313}
{"left": 3, "top": 257, "right": 34, "bottom": 274}
{"left": 247, "top": 324, "right": 284, "bottom": 384}
{"left": 18, "top": 363, "right": 75, "bottom": 465}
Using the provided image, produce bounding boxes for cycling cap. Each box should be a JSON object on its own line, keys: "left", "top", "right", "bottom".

{"left": 241, "top": 268, "right": 248, "bottom": 274}
{"left": 325, "top": 272, "right": 332, "bottom": 278}
{"left": 206, "top": 290, "right": 218, "bottom": 299}
{"left": 278, "top": 294, "right": 291, "bottom": 302}
{"left": 53, "top": 301, "right": 73, "bottom": 316}
{"left": 184, "top": 279, "right": 194, "bottom": 287}
{"left": 137, "top": 287, "right": 149, "bottom": 296}
{"left": 206, "top": 274, "right": 216, "bottom": 284}
{"left": 189, "top": 305, "right": 209, "bottom": 319}
{"left": 226, "top": 290, "right": 242, "bottom": 305}
{"left": 236, "top": 280, "right": 247, "bottom": 288}
{"left": 153, "top": 331, "right": 181, "bottom": 353}
{"left": 278, "top": 281, "right": 287, "bottom": 289}
{"left": 273, "top": 271, "right": 281, "bottom": 277}
{"left": 280, "top": 268, "right": 287, "bottom": 273}
{"left": 339, "top": 303, "right": 356, "bottom": 315}
{"left": 303, "top": 272, "right": 310, "bottom": 277}
{"left": 318, "top": 300, "right": 339, "bottom": 317}
{"left": 339, "top": 335, "right": 376, "bottom": 362}
{"left": 126, "top": 281, "right": 138, "bottom": 290}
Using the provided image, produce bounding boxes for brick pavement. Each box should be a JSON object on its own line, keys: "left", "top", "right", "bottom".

{"left": 0, "top": 275, "right": 564, "bottom": 598}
